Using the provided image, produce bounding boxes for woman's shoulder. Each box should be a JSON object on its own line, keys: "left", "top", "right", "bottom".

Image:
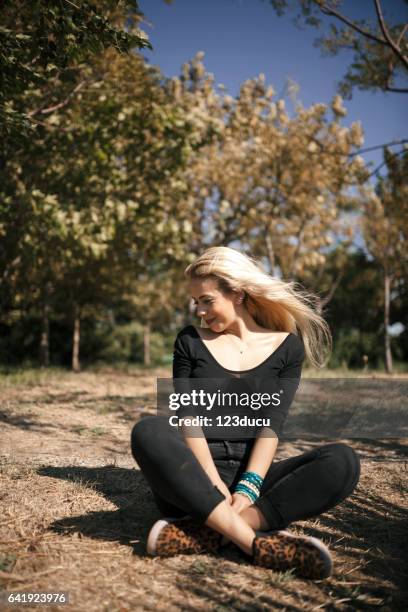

{"left": 175, "top": 324, "right": 196, "bottom": 338}
{"left": 174, "top": 325, "right": 198, "bottom": 347}
{"left": 286, "top": 332, "right": 306, "bottom": 361}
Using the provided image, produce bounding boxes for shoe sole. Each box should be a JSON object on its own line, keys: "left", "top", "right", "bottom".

{"left": 146, "top": 518, "right": 171, "bottom": 556}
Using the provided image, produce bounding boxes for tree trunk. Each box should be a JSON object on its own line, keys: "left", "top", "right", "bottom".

{"left": 384, "top": 271, "right": 393, "bottom": 374}
{"left": 144, "top": 321, "right": 151, "bottom": 366}
{"left": 265, "top": 230, "right": 275, "bottom": 274}
{"left": 319, "top": 268, "right": 345, "bottom": 312}
{"left": 72, "top": 305, "right": 81, "bottom": 372}
{"left": 40, "top": 302, "right": 50, "bottom": 367}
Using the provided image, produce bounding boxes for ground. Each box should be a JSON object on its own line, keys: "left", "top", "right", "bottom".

{"left": 0, "top": 367, "right": 407, "bottom": 611}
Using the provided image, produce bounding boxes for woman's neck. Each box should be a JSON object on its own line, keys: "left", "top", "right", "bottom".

{"left": 221, "top": 313, "right": 268, "bottom": 342}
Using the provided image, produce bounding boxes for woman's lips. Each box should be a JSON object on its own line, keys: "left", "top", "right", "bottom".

{"left": 206, "top": 318, "right": 215, "bottom": 325}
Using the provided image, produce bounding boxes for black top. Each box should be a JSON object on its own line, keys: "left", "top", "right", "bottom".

{"left": 172, "top": 325, "right": 306, "bottom": 439}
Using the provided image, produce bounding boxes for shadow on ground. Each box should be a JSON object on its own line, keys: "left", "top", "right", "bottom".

{"left": 38, "top": 461, "right": 408, "bottom": 609}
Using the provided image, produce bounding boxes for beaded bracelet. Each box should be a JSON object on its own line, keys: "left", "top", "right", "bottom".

{"left": 241, "top": 471, "right": 264, "bottom": 487}
{"left": 235, "top": 480, "right": 260, "bottom": 502}
{"left": 234, "top": 470, "right": 264, "bottom": 503}
{"left": 234, "top": 484, "right": 258, "bottom": 503}
{"left": 238, "top": 480, "right": 260, "bottom": 496}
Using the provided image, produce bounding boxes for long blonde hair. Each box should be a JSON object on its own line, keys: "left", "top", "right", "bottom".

{"left": 184, "top": 246, "right": 332, "bottom": 368}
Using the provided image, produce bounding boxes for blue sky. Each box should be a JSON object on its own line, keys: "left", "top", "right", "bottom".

{"left": 138, "top": 0, "right": 407, "bottom": 174}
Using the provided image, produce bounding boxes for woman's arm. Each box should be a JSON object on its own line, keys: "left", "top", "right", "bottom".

{"left": 173, "top": 333, "right": 230, "bottom": 499}
{"left": 244, "top": 435, "right": 279, "bottom": 479}
{"left": 230, "top": 432, "right": 278, "bottom": 513}
{"left": 232, "top": 336, "right": 306, "bottom": 509}
{"left": 181, "top": 430, "right": 233, "bottom": 503}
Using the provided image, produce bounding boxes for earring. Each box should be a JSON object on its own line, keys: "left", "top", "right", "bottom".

{"left": 236, "top": 291, "right": 245, "bottom": 305}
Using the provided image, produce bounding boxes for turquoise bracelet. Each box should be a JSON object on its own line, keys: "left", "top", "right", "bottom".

{"left": 242, "top": 475, "right": 262, "bottom": 489}
{"left": 235, "top": 490, "right": 256, "bottom": 503}
{"left": 234, "top": 470, "right": 264, "bottom": 503}
{"left": 240, "top": 471, "right": 264, "bottom": 488}
{"left": 237, "top": 480, "right": 260, "bottom": 497}
{"left": 234, "top": 483, "right": 258, "bottom": 503}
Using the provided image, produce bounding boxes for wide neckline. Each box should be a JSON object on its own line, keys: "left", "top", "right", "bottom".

{"left": 190, "top": 325, "right": 292, "bottom": 373}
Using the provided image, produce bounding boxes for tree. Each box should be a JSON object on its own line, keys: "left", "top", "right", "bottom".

{"left": 0, "top": 0, "right": 155, "bottom": 368}
{"left": 0, "top": 42, "right": 200, "bottom": 369}
{"left": 0, "top": 0, "right": 151, "bottom": 142}
{"left": 171, "top": 55, "right": 368, "bottom": 303}
{"left": 323, "top": 248, "right": 384, "bottom": 368}
{"left": 361, "top": 148, "right": 408, "bottom": 372}
{"left": 266, "top": 0, "right": 408, "bottom": 98}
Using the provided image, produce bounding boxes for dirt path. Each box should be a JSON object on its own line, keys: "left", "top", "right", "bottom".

{"left": 1, "top": 369, "right": 407, "bottom": 611}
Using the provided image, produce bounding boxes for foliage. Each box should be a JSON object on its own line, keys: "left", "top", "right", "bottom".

{"left": 0, "top": 0, "right": 151, "bottom": 140}
{"left": 361, "top": 148, "right": 408, "bottom": 287}
{"left": 169, "top": 54, "right": 368, "bottom": 283}
{"left": 0, "top": 4, "right": 406, "bottom": 369}
{"left": 0, "top": 1, "right": 197, "bottom": 369}
{"left": 91, "top": 320, "right": 169, "bottom": 364}
{"left": 266, "top": 0, "right": 408, "bottom": 97}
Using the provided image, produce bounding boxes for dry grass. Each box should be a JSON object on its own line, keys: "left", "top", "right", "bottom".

{"left": 0, "top": 367, "right": 407, "bottom": 611}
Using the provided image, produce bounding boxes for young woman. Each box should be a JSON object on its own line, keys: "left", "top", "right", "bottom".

{"left": 130, "top": 246, "right": 360, "bottom": 580}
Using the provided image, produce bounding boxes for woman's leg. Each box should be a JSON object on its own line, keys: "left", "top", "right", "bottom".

{"left": 131, "top": 415, "right": 226, "bottom": 521}
{"left": 241, "top": 442, "right": 361, "bottom": 531}
{"left": 150, "top": 489, "right": 189, "bottom": 519}
{"left": 131, "top": 416, "right": 257, "bottom": 554}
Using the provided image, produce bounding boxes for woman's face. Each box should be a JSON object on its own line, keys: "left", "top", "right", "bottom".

{"left": 189, "top": 277, "right": 240, "bottom": 332}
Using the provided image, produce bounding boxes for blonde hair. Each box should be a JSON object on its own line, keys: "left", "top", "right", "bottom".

{"left": 184, "top": 246, "right": 332, "bottom": 368}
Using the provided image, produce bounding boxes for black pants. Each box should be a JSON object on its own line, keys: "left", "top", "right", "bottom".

{"left": 130, "top": 416, "right": 361, "bottom": 528}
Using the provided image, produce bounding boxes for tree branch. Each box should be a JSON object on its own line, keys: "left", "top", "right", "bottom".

{"left": 27, "top": 80, "right": 89, "bottom": 117}
{"left": 385, "top": 85, "right": 408, "bottom": 93}
{"left": 349, "top": 139, "right": 408, "bottom": 156}
{"left": 315, "top": 1, "right": 388, "bottom": 46}
{"left": 386, "top": 55, "right": 396, "bottom": 91}
{"left": 397, "top": 23, "right": 408, "bottom": 47}
{"left": 320, "top": 266, "right": 345, "bottom": 309}
{"left": 62, "top": 0, "right": 81, "bottom": 9}
{"left": 288, "top": 216, "right": 308, "bottom": 278}
{"left": 367, "top": 149, "right": 406, "bottom": 178}
{"left": 373, "top": 0, "right": 408, "bottom": 69}
{"left": 26, "top": 117, "right": 76, "bottom": 132}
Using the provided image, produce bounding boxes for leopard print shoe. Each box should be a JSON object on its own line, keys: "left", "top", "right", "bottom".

{"left": 252, "top": 529, "right": 333, "bottom": 580}
{"left": 146, "top": 516, "right": 222, "bottom": 557}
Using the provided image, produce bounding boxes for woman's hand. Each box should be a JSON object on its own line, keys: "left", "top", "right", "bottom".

{"left": 213, "top": 478, "right": 233, "bottom": 504}
{"left": 230, "top": 491, "right": 254, "bottom": 514}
